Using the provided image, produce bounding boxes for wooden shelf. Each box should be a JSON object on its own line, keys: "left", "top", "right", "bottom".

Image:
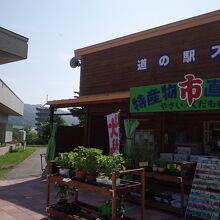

{"left": 146, "top": 172, "right": 181, "bottom": 183}
{"left": 48, "top": 207, "right": 89, "bottom": 220}
{"left": 46, "top": 164, "right": 145, "bottom": 220}
{"left": 48, "top": 175, "right": 113, "bottom": 197}
{"left": 144, "top": 171, "right": 193, "bottom": 215}
{"left": 145, "top": 171, "right": 192, "bottom": 184}
{"left": 48, "top": 204, "right": 135, "bottom": 220}
{"left": 145, "top": 200, "right": 184, "bottom": 215}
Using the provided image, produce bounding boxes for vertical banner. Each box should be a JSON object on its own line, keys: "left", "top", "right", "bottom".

{"left": 107, "top": 112, "right": 120, "bottom": 155}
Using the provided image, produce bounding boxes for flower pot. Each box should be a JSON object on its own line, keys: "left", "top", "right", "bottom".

{"left": 59, "top": 168, "right": 70, "bottom": 177}
{"left": 157, "top": 167, "right": 165, "bottom": 172}
{"left": 75, "top": 170, "right": 86, "bottom": 180}
{"left": 152, "top": 166, "right": 158, "bottom": 172}
{"left": 106, "top": 178, "right": 121, "bottom": 186}
{"left": 86, "top": 175, "right": 96, "bottom": 183}
{"left": 96, "top": 176, "right": 108, "bottom": 185}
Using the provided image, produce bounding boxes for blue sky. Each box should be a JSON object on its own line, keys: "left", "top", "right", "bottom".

{"left": 0, "top": 1, "right": 220, "bottom": 104}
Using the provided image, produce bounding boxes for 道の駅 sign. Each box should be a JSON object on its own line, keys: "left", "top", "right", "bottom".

{"left": 130, "top": 74, "right": 220, "bottom": 113}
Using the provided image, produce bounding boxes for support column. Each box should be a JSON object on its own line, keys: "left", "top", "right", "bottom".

{"left": 83, "top": 112, "right": 91, "bottom": 147}
{"left": 49, "top": 107, "right": 54, "bottom": 124}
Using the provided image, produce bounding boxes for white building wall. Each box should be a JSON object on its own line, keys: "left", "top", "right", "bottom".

{"left": 0, "top": 80, "right": 24, "bottom": 116}
{"left": 5, "top": 124, "right": 13, "bottom": 142}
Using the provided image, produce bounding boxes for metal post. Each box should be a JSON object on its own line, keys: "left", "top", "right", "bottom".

{"left": 49, "top": 107, "right": 54, "bottom": 124}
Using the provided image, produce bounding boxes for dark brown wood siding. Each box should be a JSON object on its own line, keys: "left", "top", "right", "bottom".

{"left": 55, "top": 126, "right": 84, "bottom": 155}
{"left": 80, "top": 21, "right": 220, "bottom": 96}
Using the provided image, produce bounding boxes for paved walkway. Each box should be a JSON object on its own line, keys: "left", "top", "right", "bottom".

{"left": 0, "top": 177, "right": 48, "bottom": 220}
{"left": 0, "top": 147, "right": 49, "bottom": 220}
{"left": 6, "top": 147, "right": 46, "bottom": 180}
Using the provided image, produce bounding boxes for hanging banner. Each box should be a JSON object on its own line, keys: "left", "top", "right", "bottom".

{"left": 107, "top": 112, "right": 120, "bottom": 155}
{"left": 130, "top": 74, "right": 220, "bottom": 113}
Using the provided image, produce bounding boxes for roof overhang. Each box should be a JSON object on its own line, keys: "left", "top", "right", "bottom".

{"left": 75, "top": 10, "right": 220, "bottom": 58}
{"left": 47, "top": 91, "right": 129, "bottom": 108}
{"left": 0, "top": 79, "right": 24, "bottom": 116}
{"left": 0, "top": 27, "right": 28, "bottom": 65}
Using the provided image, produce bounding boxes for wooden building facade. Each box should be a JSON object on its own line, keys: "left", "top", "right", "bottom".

{"left": 48, "top": 10, "right": 220, "bottom": 156}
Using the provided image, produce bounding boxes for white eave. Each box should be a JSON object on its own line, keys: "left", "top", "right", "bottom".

{"left": 0, "top": 27, "right": 28, "bottom": 64}
{"left": 0, "top": 79, "right": 24, "bottom": 116}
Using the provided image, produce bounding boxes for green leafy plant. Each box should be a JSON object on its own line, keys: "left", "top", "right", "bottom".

{"left": 133, "top": 144, "right": 158, "bottom": 168}
{"left": 68, "top": 151, "right": 78, "bottom": 169}
{"left": 83, "top": 147, "right": 103, "bottom": 176}
{"left": 73, "top": 146, "right": 87, "bottom": 171}
{"left": 167, "top": 162, "right": 180, "bottom": 174}
{"left": 55, "top": 183, "right": 76, "bottom": 202}
{"left": 55, "top": 152, "right": 72, "bottom": 169}
{"left": 99, "top": 154, "right": 125, "bottom": 179}
{"left": 157, "top": 158, "right": 169, "bottom": 169}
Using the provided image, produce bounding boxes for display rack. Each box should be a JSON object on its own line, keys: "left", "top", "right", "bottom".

{"left": 145, "top": 171, "right": 193, "bottom": 215}
{"left": 46, "top": 161, "right": 145, "bottom": 220}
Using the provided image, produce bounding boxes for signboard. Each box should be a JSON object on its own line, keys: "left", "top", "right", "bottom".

{"left": 106, "top": 112, "right": 120, "bottom": 155}
{"left": 185, "top": 157, "right": 220, "bottom": 220}
{"left": 130, "top": 75, "right": 220, "bottom": 113}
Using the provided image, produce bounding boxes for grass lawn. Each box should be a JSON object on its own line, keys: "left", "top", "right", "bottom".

{"left": 0, "top": 147, "right": 36, "bottom": 179}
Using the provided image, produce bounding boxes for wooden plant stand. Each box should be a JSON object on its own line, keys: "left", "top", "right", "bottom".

{"left": 46, "top": 161, "right": 145, "bottom": 220}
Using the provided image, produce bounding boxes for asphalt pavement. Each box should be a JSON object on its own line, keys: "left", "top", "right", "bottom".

{"left": 6, "top": 147, "right": 46, "bottom": 180}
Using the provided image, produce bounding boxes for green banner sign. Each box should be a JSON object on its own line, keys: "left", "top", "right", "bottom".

{"left": 130, "top": 74, "right": 220, "bottom": 113}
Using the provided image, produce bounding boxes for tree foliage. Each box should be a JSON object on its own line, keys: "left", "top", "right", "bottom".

{"left": 39, "top": 116, "right": 65, "bottom": 144}
{"left": 23, "top": 126, "right": 38, "bottom": 144}
{"left": 68, "top": 91, "right": 85, "bottom": 127}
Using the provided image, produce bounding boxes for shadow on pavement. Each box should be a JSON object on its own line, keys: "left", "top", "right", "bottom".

{"left": 0, "top": 177, "right": 184, "bottom": 220}
{"left": 0, "top": 177, "right": 56, "bottom": 219}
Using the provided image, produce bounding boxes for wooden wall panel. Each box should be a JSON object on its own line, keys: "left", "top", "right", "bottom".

{"left": 55, "top": 126, "right": 84, "bottom": 155}
{"left": 80, "top": 21, "right": 220, "bottom": 96}
{"left": 89, "top": 115, "right": 109, "bottom": 155}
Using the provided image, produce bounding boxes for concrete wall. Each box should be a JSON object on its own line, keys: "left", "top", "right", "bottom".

{"left": 0, "top": 123, "right": 12, "bottom": 143}
{"left": 0, "top": 144, "right": 21, "bottom": 155}
{"left": 0, "top": 80, "right": 24, "bottom": 116}
{"left": 0, "top": 27, "right": 28, "bottom": 64}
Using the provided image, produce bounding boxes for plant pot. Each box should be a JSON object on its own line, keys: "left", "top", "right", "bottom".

{"left": 96, "top": 176, "right": 108, "bottom": 185}
{"left": 75, "top": 170, "right": 86, "bottom": 180}
{"left": 157, "top": 167, "right": 165, "bottom": 172}
{"left": 106, "top": 178, "right": 121, "bottom": 186}
{"left": 59, "top": 168, "right": 70, "bottom": 177}
{"left": 152, "top": 166, "right": 158, "bottom": 172}
{"left": 86, "top": 175, "right": 96, "bottom": 183}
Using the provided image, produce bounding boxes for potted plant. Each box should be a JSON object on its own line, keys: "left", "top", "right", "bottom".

{"left": 167, "top": 162, "right": 181, "bottom": 175}
{"left": 55, "top": 152, "right": 72, "bottom": 177}
{"left": 54, "top": 183, "right": 78, "bottom": 215}
{"left": 98, "top": 153, "right": 125, "bottom": 186}
{"left": 73, "top": 146, "right": 87, "bottom": 180}
{"left": 152, "top": 159, "right": 159, "bottom": 172}
{"left": 83, "top": 147, "right": 103, "bottom": 182}
{"left": 157, "top": 159, "right": 168, "bottom": 172}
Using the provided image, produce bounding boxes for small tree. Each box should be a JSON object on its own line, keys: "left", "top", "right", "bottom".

{"left": 68, "top": 91, "right": 86, "bottom": 127}
{"left": 12, "top": 128, "right": 20, "bottom": 141}
{"left": 39, "top": 116, "right": 65, "bottom": 143}
{"left": 23, "top": 126, "right": 38, "bottom": 145}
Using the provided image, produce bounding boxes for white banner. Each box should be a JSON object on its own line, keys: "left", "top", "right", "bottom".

{"left": 106, "top": 112, "right": 120, "bottom": 155}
